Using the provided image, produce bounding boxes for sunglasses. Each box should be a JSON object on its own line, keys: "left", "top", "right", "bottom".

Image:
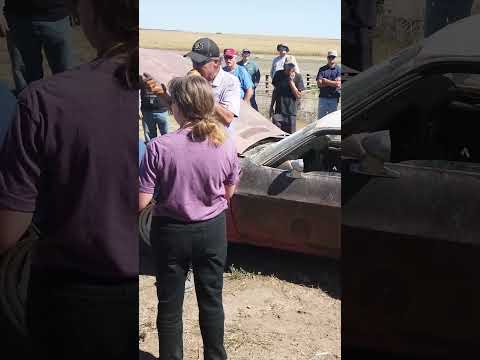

{"left": 328, "top": 55, "right": 336, "bottom": 59}
{"left": 192, "top": 59, "right": 210, "bottom": 67}
{"left": 224, "top": 55, "right": 235, "bottom": 60}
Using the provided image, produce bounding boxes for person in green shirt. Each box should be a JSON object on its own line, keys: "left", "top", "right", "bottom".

{"left": 237, "top": 48, "right": 260, "bottom": 111}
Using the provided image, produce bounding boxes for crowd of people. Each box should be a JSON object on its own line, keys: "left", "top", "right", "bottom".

{"left": 140, "top": 38, "right": 342, "bottom": 143}
{"left": 0, "top": 2, "right": 340, "bottom": 358}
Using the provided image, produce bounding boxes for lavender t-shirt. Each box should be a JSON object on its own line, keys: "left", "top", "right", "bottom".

{"left": 139, "top": 128, "right": 241, "bottom": 222}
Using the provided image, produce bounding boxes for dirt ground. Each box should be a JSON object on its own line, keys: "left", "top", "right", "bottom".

{"left": 139, "top": 242, "right": 341, "bottom": 360}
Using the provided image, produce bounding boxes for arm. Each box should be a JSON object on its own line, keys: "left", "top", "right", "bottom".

{"left": 243, "top": 87, "right": 253, "bottom": 103}
{"left": 215, "top": 77, "right": 240, "bottom": 126}
{"left": 224, "top": 184, "right": 236, "bottom": 200}
{"left": 139, "top": 192, "right": 153, "bottom": 212}
{"left": 214, "top": 103, "right": 235, "bottom": 126}
{"left": 288, "top": 79, "right": 302, "bottom": 99}
{"left": 322, "top": 78, "right": 340, "bottom": 87}
{"left": 0, "top": 210, "right": 32, "bottom": 254}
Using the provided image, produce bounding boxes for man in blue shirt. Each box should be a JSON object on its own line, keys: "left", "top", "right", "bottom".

{"left": 316, "top": 50, "right": 341, "bottom": 119}
{"left": 237, "top": 48, "right": 260, "bottom": 111}
{"left": 223, "top": 48, "right": 253, "bottom": 104}
{"left": 0, "top": 81, "right": 16, "bottom": 145}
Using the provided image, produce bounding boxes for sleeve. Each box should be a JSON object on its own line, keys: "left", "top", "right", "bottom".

{"left": 335, "top": 66, "right": 342, "bottom": 80}
{"left": 242, "top": 67, "right": 254, "bottom": 90}
{"left": 292, "top": 56, "right": 300, "bottom": 74}
{"left": 296, "top": 74, "right": 305, "bottom": 92}
{"left": 139, "top": 143, "right": 160, "bottom": 194}
{"left": 0, "top": 100, "right": 42, "bottom": 212}
{"left": 218, "top": 77, "right": 241, "bottom": 117}
{"left": 316, "top": 67, "right": 323, "bottom": 81}
{"left": 224, "top": 143, "right": 241, "bottom": 186}
{"left": 270, "top": 58, "right": 276, "bottom": 79}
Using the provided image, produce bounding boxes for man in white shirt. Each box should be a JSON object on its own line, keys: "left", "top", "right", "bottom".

{"left": 270, "top": 43, "right": 300, "bottom": 80}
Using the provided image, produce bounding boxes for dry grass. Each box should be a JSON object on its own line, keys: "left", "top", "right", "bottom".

{"left": 140, "top": 30, "right": 340, "bottom": 58}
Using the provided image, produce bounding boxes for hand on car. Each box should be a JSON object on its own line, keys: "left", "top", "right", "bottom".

{"left": 0, "top": 15, "right": 9, "bottom": 37}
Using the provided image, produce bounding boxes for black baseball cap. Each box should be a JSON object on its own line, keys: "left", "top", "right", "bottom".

{"left": 184, "top": 38, "right": 220, "bottom": 63}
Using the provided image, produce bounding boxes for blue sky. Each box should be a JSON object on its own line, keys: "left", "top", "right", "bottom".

{"left": 139, "top": 0, "right": 341, "bottom": 39}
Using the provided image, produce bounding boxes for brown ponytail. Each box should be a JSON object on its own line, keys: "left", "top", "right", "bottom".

{"left": 168, "top": 76, "right": 227, "bottom": 146}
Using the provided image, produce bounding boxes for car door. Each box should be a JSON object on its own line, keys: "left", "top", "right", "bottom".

{"left": 342, "top": 64, "right": 480, "bottom": 356}
{"left": 229, "top": 132, "right": 341, "bottom": 258}
{"left": 342, "top": 159, "right": 480, "bottom": 357}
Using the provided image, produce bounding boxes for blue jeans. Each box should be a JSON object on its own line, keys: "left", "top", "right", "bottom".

{"left": 5, "top": 15, "right": 75, "bottom": 93}
{"left": 318, "top": 97, "right": 339, "bottom": 119}
{"left": 142, "top": 110, "right": 168, "bottom": 142}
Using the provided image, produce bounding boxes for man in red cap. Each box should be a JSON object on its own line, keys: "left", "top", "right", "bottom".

{"left": 223, "top": 48, "right": 253, "bottom": 104}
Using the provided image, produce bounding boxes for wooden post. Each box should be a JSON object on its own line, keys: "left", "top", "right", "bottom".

{"left": 265, "top": 74, "right": 270, "bottom": 94}
{"left": 306, "top": 73, "right": 310, "bottom": 88}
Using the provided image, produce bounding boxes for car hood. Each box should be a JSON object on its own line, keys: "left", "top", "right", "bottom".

{"left": 139, "top": 48, "right": 286, "bottom": 154}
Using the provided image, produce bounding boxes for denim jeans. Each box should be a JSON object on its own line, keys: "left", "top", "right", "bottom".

{"left": 5, "top": 15, "right": 74, "bottom": 93}
{"left": 27, "top": 271, "right": 138, "bottom": 360}
{"left": 142, "top": 110, "right": 168, "bottom": 142}
{"left": 318, "top": 97, "right": 339, "bottom": 119}
{"left": 150, "top": 212, "right": 228, "bottom": 360}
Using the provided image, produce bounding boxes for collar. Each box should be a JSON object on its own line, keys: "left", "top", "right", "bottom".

{"left": 212, "top": 68, "right": 226, "bottom": 88}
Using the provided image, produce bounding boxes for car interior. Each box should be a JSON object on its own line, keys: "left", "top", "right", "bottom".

{"left": 351, "top": 72, "right": 480, "bottom": 164}
{"left": 276, "top": 135, "right": 342, "bottom": 174}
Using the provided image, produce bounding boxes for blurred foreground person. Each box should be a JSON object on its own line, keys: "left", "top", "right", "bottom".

{"left": 139, "top": 76, "right": 241, "bottom": 360}
{"left": 0, "top": 0, "right": 75, "bottom": 93}
{"left": 0, "top": 0, "right": 139, "bottom": 359}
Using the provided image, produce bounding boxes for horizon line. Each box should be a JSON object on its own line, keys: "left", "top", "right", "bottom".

{"left": 139, "top": 28, "right": 340, "bottom": 41}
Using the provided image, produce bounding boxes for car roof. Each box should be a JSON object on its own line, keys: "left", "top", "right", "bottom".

{"left": 416, "top": 14, "right": 480, "bottom": 64}
{"left": 139, "top": 48, "right": 286, "bottom": 154}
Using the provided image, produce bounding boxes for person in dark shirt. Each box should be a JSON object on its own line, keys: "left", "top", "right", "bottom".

{"left": 140, "top": 80, "right": 169, "bottom": 142}
{"left": 0, "top": 0, "right": 138, "bottom": 358}
{"left": 316, "top": 49, "right": 341, "bottom": 119}
{"left": 0, "top": 0, "right": 75, "bottom": 93}
{"left": 270, "top": 58, "right": 305, "bottom": 133}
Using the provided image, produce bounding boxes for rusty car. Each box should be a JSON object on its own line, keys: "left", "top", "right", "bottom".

{"left": 138, "top": 49, "right": 341, "bottom": 258}
{"left": 341, "top": 14, "right": 480, "bottom": 359}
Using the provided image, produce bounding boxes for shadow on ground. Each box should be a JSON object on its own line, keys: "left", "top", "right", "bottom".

{"left": 140, "top": 239, "right": 340, "bottom": 300}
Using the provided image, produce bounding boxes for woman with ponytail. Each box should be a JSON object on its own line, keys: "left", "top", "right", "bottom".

{"left": 139, "top": 75, "right": 240, "bottom": 360}
{"left": 0, "top": 1, "right": 139, "bottom": 359}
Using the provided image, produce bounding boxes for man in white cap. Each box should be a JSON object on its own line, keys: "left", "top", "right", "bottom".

{"left": 270, "top": 43, "right": 300, "bottom": 80}
{"left": 316, "top": 50, "right": 341, "bottom": 119}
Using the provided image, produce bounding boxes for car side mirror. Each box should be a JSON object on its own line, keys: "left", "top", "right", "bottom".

{"left": 350, "top": 131, "right": 400, "bottom": 178}
{"left": 286, "top": 159, "right": 304, "bottom": 179}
